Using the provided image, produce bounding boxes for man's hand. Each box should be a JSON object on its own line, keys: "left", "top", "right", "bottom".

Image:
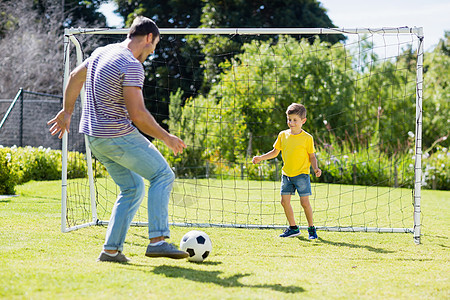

{"left": 47, "top": 110, "right": 72, "bottom": 139}
{"left": 163, "top": 134, "right": 187, "bottom": 156}
{"left": 47, "top": 62, "right": 87, "bottom": 139}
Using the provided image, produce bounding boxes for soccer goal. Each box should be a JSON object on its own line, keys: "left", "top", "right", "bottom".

{"left": 61, "top": 27, "right": 424, "bottom": 244}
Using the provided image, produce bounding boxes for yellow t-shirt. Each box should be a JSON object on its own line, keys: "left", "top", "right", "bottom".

{"left": 273, "top": 129, "right": 315, "bottom": 177}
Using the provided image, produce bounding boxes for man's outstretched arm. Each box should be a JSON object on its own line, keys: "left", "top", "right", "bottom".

{"left": 123, "top": 86, "right": 186, "bottom": 155}
{"left": 47, "top": 62, "right": 87, "bottom": 139}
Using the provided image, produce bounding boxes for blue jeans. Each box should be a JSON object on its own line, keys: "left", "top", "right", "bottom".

{"left": 87, "top": 130, "right": 175, "bottom": 251}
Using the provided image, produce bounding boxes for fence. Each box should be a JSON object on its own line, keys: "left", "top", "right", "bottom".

{"left": 0, "top": 88, "right": 84, "bottom": 152}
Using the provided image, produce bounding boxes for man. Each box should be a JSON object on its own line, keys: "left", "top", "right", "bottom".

{"left": 48, "top": 16, "right": 189, "bottom": 262}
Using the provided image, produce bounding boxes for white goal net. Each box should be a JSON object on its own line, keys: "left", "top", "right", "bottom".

{"left": 61, "top": 27, "right": 424, "bottom": 244}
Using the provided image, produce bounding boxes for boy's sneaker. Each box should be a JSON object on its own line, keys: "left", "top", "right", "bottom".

{"left": 279, "top": 227, "right": 301, "bottom": 238}
{"left": 97, "top": 251, "right": 130, "bottom": 263}
{"left": 308, "top": 226, "right": 318, "bottom": 239}
{"left": 145, "top": 241, "right": 189, "bottom": 259}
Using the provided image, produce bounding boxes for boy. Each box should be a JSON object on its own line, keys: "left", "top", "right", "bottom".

{"left": 252, "top": 103, "right": 321, "bottom": 239}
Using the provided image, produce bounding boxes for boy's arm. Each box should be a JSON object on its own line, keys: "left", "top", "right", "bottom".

{"left": 309, "top": 153, "right": 322, "bottom": 177}
{"left": 252, "top": 148, "right": 280, "bottom": 164}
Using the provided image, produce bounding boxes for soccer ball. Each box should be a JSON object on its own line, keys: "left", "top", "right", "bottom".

{"left": 180, "top": 230, "right": 212, "bottom": 262}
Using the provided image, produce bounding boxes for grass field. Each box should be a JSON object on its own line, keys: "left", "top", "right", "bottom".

{"left": 0, "top": 180, "right": 449, "bottom": 299}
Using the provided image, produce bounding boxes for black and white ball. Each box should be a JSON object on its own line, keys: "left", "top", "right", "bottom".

{"left": 180, "top": 230, "right": 212, "bottom": 262}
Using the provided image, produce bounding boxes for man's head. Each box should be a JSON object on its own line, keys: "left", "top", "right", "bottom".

{"left": 286, "top": 103, "right": 306, "bottom": 119}
{"left": 127, "top": 16, "right": 160, "bottom": 63}
{"left": 128, "top": 16, "right": 160, "bottom": 42}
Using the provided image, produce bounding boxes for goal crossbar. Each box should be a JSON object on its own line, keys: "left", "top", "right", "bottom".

{"left": 66, "top": 26, "right": 423, "bottom": 36}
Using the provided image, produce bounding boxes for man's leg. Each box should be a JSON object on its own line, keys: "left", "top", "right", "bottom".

{"left": 88, "top": 135, "right": 146, "bottom": 253}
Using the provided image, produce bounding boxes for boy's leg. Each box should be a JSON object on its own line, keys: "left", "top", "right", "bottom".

{"left": 300, "top": 196, "right": 314, "bottom": 227}
{"left": 279, "top": 195, "right": 300, "bottom": 237}
{"left": 301, "top": 196, "right": 318, "bottom": 239}
{"left": 281, "top": 194, "right": 297, "bottom": 226}
{"left": 279, "top": 175, "right": 300, "bottom": 237}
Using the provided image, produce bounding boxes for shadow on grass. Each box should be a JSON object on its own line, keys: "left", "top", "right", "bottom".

{"left": 0, "top": 195, "right": 18, "bottom": 202}
{"left": 427, "top": 234, "right": 449, "bottom": 240}
{"left": 152, "top": 265, "right": 305, "bottom": 294}
{"left": 297, "top": 236, "right": 394, "bottom": 254}
{"left": 438, "top": 244, "right": 449, "bottom": 249}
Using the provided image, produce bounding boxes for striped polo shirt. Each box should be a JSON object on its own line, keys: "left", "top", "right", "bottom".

{"left": 79, "top": 43, "right": 144, "bottom": 137}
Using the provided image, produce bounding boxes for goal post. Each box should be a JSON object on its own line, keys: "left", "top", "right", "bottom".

{"left": 413, "top": 27, "right": 424, "bottom": 245}
{"left": 61, "top": 32, "right": 98, "bottom": 232}
{"left": 61, "top": 27, "right": 424, "bottom": 244}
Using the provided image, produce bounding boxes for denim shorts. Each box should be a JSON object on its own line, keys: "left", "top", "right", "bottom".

{"left": 280, "top": 173, "right": 312, "bottom": 197}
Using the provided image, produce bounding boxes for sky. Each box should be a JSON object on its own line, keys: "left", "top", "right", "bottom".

{"left": 99, "top": 0, "right": 449, "bottom": 52}
{"left": 98, "top": 2, "right": 123, "bottom": 28}
{"left": 319, "top": 0, "right": 449, "bottom": 51}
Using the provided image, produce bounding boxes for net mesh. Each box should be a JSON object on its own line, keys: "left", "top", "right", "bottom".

{"left": 64, "top": 28, "right": 420, "bottom": 232}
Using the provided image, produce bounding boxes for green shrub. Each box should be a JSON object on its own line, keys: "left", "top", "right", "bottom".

{"left": 0, "top": 148, "right": 16, "bottom": 195}
{"left": 312, "top": 149, "right": 415, "bottom": 189}
{"left": 67, "top": 151, "right": 87, "bottom": 179}
{"left": 422, "top": 146, "right": 450, "bottom": 190}
{"left": 192, "top": 144, "right": 447, "bottom": 190}
{"left": 6, "top": 146, "right": 61, "bottom": 184}
{"left": 0, "top": 146, "right": 102, "bottom": 194}
{"left": 0, "top": 144, "right": 447, "bottom": 195}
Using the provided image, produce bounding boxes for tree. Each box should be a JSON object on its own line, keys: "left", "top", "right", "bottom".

{"left": 115, "top": 0, "right": 203, "bottom": 29}
{"left": 168, "top": 36, "right": 356, "bottom": 165}
{"left": 0, "top": 0, "right": 107, "bottom": 97}
{"left": 422, "top": 32, "right": 450, "bottom": 150}
{"left": 111, "top": 0, "right": 205, "bottom": 126}
{"left": 200, "top": 0, "right": 342, "bottom": 43}
{"left": 112, "top": 0, "right": 343, "bottom": 127}
{"left": 168, "top": 31, "right": 439, "bottom": 169}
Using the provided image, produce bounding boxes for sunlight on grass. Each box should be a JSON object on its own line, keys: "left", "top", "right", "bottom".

{"left": 0, "top": 181, "right": 448, "bottom": 299}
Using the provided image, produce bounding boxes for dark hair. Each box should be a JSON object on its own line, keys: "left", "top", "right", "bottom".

{"left": 286, "top": 103, "right": 306, "bottom": 119}
{"left": 127, "top": 16, "right": 160, "bottom": 41}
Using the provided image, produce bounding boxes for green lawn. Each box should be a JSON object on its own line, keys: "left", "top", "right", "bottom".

{"left": 0, "top": 180, "right": 448, "bottom": 299}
